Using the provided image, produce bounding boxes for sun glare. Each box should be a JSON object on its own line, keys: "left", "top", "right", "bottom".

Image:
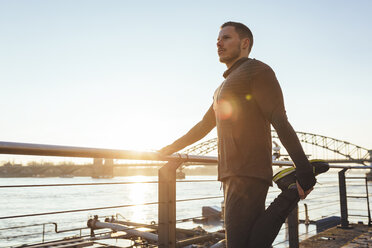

{"left": 129, "top": 175, "right": 149, "bottom": 183}
{"left": 125, "top": 176, "right": 155, "bottom": 223}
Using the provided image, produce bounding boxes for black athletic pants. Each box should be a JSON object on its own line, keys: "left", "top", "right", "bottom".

{"left": 223, "top": 176, "right": 300, "bottom": 248}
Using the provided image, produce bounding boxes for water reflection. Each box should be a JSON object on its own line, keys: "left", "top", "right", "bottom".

{"left": 126, "top": 176, "right": 153, "bottom": 223}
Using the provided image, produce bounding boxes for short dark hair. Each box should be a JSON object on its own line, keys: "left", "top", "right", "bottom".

{"left": 221, "top": 21, "right": 254, "bottom": 53}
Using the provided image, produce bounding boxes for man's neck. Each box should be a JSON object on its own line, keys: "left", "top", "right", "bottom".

{"left": 226, "top": 55, "right": 248, "bottom": 69}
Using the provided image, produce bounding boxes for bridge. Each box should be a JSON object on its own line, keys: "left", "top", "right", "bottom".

{"left": 182, "top": 130, "right": 372, "bottom": 164}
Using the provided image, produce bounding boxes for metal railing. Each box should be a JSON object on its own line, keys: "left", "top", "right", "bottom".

{"left": 0, "top": 141, "right": 371, "bottom": 248}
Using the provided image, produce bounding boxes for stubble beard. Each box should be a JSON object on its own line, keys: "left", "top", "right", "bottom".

{"left": 219, "top": 43, "right": 242, "bottom": 65}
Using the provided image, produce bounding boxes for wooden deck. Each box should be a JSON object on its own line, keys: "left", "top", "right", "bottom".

{"left": 300, "top": 224, "right": 372, "bottom": 248}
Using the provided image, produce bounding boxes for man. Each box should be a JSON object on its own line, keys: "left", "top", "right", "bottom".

{"left": 159, "top": 22, "right": 328, "bottom": 247}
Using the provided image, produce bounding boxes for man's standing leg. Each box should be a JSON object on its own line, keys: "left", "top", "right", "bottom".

{"left": 223, "top": 176, "right": 269, "bottom": 248}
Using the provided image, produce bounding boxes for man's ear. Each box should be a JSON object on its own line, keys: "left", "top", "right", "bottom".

{"left": 242, "top": 38, "right": 250, "bottom": 50}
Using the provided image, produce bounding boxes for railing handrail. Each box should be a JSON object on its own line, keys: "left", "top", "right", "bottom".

{"left": 0, "top": 141, "right": 216, "bottom": 163}
{"left": 1, "top": 140, "right": 372, "bottom": 247}
{"left": 1, "top": 141, "right": 371, "bottom": 169}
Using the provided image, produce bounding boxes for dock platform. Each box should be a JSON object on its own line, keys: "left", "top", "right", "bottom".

{"left": 300, "top": 224, "right": 372, "bottom": 248}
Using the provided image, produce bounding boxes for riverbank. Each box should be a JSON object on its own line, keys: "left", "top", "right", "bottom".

{"left": 0, "top": 164, "right": 218, "bottom": 177}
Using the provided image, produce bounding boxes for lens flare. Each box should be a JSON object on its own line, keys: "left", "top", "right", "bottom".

{"left": 214, "top": 99, "right": 233, "bottom": 120}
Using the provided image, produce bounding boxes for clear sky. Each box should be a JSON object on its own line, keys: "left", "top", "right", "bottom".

{"left": 1, "top": 0, "right": 371, "bottom": 157}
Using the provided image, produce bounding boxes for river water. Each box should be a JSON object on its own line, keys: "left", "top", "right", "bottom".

{"left": 0, "top": 170, "right": 370, "bottom": 247}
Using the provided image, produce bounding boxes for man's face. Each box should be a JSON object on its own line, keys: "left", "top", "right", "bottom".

{"left": 217, "top": 26, "right": 243, "bottom": 65}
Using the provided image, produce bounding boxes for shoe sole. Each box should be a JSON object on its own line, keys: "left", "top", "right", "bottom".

{"left": 309, "top": 159, "right": 330, "bottom": 175}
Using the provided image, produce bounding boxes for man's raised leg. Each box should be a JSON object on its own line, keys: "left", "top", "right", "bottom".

{"left": 248, "top": 160, "right": 329, "bottom": 248}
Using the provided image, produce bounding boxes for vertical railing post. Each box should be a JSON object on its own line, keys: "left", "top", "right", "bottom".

{"left": 158, "top": 160, "right": 182, "bottom": 248}
{"left": 304, "top": 203, "right": 310, "bottom": 225}
{"left": 364, "top": 177, "right": 372, "bottom": 226}
{"left": 366, "top": 150, "right": 372, "bottom": 181}
{"left": 42, "top": 223, "right": 45, "bottom": 243}
{"left": 287, "top": 204, "right": 299, "bottom": 248}
{"left": 338, "top": 168, "right": 349, "bottom": 228}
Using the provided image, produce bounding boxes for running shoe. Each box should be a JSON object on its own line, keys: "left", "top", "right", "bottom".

{"left": 309, "top": 159, "right": 330, "bottom": 175}
{"left": 273, "top": 159, "right": 329, "bottom": 191}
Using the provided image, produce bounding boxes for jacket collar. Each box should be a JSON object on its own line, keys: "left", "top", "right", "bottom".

{"left": 223, "top": 57, "right": 250, "bottom": 78}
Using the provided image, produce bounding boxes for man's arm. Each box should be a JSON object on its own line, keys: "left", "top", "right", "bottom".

{"left": 252, "top": 67, "right": 316, "bottom": 196}
{"left": 159, "top": 104, "right": 216, "bottom": 155}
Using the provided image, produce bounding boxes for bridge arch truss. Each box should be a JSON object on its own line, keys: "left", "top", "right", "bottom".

{"left": 182, "top": 130, "right": 370, "bottom": 163}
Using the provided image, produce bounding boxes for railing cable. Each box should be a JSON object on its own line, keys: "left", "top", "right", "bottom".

{"left": 0, "top": 179, "right": 217, "bottom": 188}
{"left": 176, "top": 195, "right": 223, "bottom": 203}
{"left": 0, "top": 195, "right": 223, "bottom": 220}
{"left": 0, "top": 201, "right": 158, "bottom": 220}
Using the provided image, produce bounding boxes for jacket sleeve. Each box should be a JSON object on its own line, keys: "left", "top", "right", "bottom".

{"left": 251, "top": 68, "right": 316, "bottom": 191}
{"left": 164, "top": 104, "right": 216, "bottom": 152}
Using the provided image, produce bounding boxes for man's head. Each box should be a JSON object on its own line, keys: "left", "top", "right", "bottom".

{"left": 217, "top": 22, "right": 253, "bottom": 68}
